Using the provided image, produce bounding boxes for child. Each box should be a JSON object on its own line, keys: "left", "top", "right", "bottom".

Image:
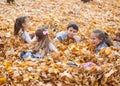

{"left": 90, "top": 29, "right": 113, "bottom": 54}
{"left": 14, "top": 16, "right": 36, "bottom": 43}
{"left": 54, "top": 22, "right": 80, "bottom": 43}
{"left": 33, "top": 28, "right": 58, "bottom": 55}
{"left": 21, "top": 28, "right": 58, "bottom": 60}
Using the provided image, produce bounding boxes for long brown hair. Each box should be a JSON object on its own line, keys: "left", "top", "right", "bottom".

{"left": 34, "top": 28, "right": 50, "bottom": 55}
{"left": 92, "top": 29, "right": 113, "bottom": 46}
{"left": 14, "top": 16, "right": 26, "bottom": 35}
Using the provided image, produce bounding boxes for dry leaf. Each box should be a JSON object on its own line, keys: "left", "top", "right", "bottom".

{"left": 0, "top": 0, "right": 120, "bottom": 85}
{"left": 0, "top": 77, "right": 6, "bottom": 85}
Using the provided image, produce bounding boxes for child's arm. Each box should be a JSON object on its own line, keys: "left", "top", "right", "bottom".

{"left": 54, "top": 31, "right": 67, "bottom": 42}
{"left": 22, "top": 31, "right": 32, "bottom": 43}
{"left": 21, "top": 31, "right": 36, "bottom": 43}
{"left": 54, "top": 32, "right": 63, "bottom": 41}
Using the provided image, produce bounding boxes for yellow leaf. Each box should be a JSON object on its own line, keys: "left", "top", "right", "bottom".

{"left": 94, "top": 82, "right": 98, "bottom": 86}
{"left": 23, "top": 74, "right": 29, "bottom": 82}
{"left": 48, "top": 68, "right": 59, "bottom": 74}
{"left": 0, "top": 77, "right": 6, "bottom": 85}
{"left": 3, "top": 61, "right": 12, "bottom": 68}
{"left": 34, "top": 73, "right": 40, "bottom": 80}
{"left": 117, "top": 59, "right": 120, "bottom": 64}
{"left": 19, "top": 61, "right": 30, "bottom": 67}
{"left": 60, "top": 71, "right": 72, "bottom": 79}
{"left": 105, "top": 69, "right": 117, "bottom": 78}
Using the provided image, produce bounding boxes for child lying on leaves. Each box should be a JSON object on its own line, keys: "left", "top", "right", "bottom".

{"left": 90, "top": 29, "right": 113, "bottom": 54}
{"left": 20, "top": 28, "right": 58, "bottom": 60}
{"left": 54, "top": 22, "right": 80, "bottom": 45}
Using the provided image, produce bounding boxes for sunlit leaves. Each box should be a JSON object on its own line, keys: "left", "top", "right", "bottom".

{"left": 0, "top": 0, "right": 120, "bottom": 85}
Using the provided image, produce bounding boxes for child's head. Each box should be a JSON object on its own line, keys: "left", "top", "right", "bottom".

{"left": 35, "top": 28, "right": 50, "bottom": 50}
{"left": 14, "top": 16, "right": 29, "bottom": 35}
{"left": 67, "top": 22, "right": 79, "bottom": 38}
{"left": 35, "top": 28, "right": 49, "bottom": 42}
{"left": 90, "top": 29, "right": 112, "bottom": 47}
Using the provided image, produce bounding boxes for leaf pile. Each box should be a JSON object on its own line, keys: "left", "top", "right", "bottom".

{"left": 0, "top": 0, "right": 120, "bottom": 85}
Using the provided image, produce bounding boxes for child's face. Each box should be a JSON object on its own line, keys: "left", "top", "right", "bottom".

{"left": 67, "top": 27, "right": 78, "bottom": 38}
{"left": 22, "top": 18, "right": 30, "bottom": 30}
{"left": 90, "top": 33, "right": 102, "bottom": 47}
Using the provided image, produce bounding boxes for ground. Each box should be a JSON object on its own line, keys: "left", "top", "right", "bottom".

{"left": 0, "top": 0, "right": 120, "bottom": 86}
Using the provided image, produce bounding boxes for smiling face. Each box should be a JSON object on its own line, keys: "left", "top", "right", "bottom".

{"left": 90, "top": 32, "right": 103, "bottom": 47}
{"left": 67, "top": 27, "right": 78, "bottom": 38}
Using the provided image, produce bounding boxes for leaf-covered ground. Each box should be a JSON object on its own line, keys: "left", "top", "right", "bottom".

{"left": 0, "top": 0, "right": 120, "bottom": 86}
